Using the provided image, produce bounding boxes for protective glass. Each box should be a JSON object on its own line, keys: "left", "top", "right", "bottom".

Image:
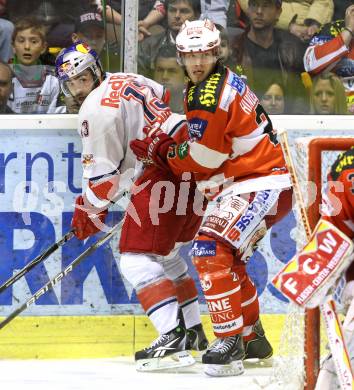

{"left": 181, "top": 51, "right": 217, "bottom": 67}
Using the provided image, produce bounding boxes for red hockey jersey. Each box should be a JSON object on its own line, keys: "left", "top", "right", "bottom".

{"left": 322, "top": 146, "right": 354, "bottom": 239}
{"left": 167, "top": 63, "right": 291, "bottom": 197}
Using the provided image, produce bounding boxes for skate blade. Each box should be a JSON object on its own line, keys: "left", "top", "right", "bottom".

{"left": 189, "top": 349, "right": 207, "bottom": 363}
{"left": 243, "top": 356, "right": 273, "bottom": 368}
{"left": 136, "top": 351, "right": 195, "bottom": 372}
{"left": 204, "top": 360, "right": 244, "bottom": 377}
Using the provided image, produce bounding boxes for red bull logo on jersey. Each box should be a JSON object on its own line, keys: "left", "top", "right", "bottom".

{"left": 100, "top": 75, "right": 125, "bottom": 108}
{"left": 82, "top": 154, "right": 95, "bottom": 167}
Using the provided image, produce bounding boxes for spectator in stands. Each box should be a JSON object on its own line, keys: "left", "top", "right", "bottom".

{"left": 153, "top": 43, "right": 185, "bottom": 113}
{"left": 138, "top": 1, "right": 166, "bottom": 41}
{"left": 0, "top": 19, "right": 13, "bottom": 61}
{"left": 147, "top": 1, "right": 234, "bottom": 28}
{"left": 199, "top": 0, "right": 231, "bottom": 28}
{"left": 54, "top": 9, "right": 107, "bottom": 115}
{"left": 218, "top": 25, "right": 234, "bottom": 68}
{"left": 6, "top": 0, "right": 79, "bottom": 49}
{"left": 333, "top": 0, "right": 352, "bottom": 23}
{"left": 310, "top": 72, "right": 348, "bottom": 115}
{"left": 0, "top": 0, "right": 13, "bottom": 62}
{"left": 216, "top": 25, "right": 245, "bottom": 75}
{"left": 8, "top": 17, "right": 59, "bottom": 114}
{"left": 138, "top": 0, "right": 201, "bottom": 77}
{"left": 231, "top": 0, "right": 308, "bottom": 113}
{"left": 0, "top": 60, "right": 13, "bottom": 113}
{"left": 97, "top": 1, "right": 165, "bottom": 42}
{"left": 304, "top": 4, "right": 354, "bottom": 114}
{"left": 237, "top": 0, "right": 334, "bottom": 42}
{"left": 101, "top": 1, "right": 230, "bottom": 40}
{"left": 259, "top": 79, "right": 287, "bottom": 114}
{"left": 72, "top": 7, "right": 105, "bottom": 55}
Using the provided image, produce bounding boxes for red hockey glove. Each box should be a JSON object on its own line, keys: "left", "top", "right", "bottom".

{"left": 71, "top": 195, "right": 108, "bottom": 240}
{"left": 130, "top": 132, "right": 176, "bottom": 170}
{"left": 143, "top": 122, "right": 163, "bottom": 138}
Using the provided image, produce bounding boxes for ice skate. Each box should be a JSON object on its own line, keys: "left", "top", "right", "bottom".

{"left": 244, "top": 319, "right": 273, "bottom": 367}
{"left": 202, "top": 334, "right": 245, "bottom": 377}
{"left": 135, "top": 325, "right": 195, "bottom": 372}
{"left": 186, "top": 323, "right": 208, "bottom": 361}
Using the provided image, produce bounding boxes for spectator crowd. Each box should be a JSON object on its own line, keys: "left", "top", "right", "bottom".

{"left": 0, "top": 0, "right": 352, "bottom": 115}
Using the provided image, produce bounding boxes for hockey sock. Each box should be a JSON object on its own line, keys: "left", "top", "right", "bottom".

{"left": 137, "top": 278, "right": 180, "bottom": 334}
{"left": 174, "top": 274, "right": 201, "bottom": 329}
{"left": 238, "top": 271, "right": 259, "bottom": 341}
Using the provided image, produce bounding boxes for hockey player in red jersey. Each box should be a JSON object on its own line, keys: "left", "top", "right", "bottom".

{"left": 304, "top": 4, "right": 354, "bottom": 113}
{"left": 323, "top": 147, "right": 354, "bottom": 241}
{"left": 130, "top": 19, "right": 293, "bottom": 376}
{"left": 55, "top": 42, "right": 208, "bottom": 372}
{"left": 270, "top": 146, "right": 354, "bottom": 388}
{"left": 314, "top": 147, "right": 354, "bottom": 389}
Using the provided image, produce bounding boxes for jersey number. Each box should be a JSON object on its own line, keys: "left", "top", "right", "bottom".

{"left": 122, "top": 84, "right": 170, "bottom": 124}
{"left": 255, "top": 104, "right": 277, "bottom": 145}
{"left": 349, "top": 173, "right": 354, "bottom": 194}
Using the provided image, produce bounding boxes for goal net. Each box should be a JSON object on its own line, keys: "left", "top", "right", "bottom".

{"left": 272, "top": 136, "right": 354, "bottom": 390}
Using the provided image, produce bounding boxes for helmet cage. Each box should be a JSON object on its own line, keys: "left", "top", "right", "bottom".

{"left": 56, "top": 42, "right": 102, "bottom": 96}
{"left": 176, "top": 46, "right": 221, "bottom": 66}
{"left": 61, "top": 63, "right": 101, "bottom": 97}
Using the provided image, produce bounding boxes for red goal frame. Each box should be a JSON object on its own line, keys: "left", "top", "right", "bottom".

{"left": 303, "top": 138, "right": 354, "bottom": 390}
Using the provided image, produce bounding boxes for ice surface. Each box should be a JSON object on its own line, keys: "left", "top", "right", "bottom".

{"left": 0, "top": 358, "right": 279, "bottom": 390}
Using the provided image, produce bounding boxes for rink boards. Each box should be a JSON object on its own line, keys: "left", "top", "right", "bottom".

{"left": 0, "top": 314, "right": 285, "bottom": 359}
{"left": 0, "top": 115, "right": 353, "bottom": 358}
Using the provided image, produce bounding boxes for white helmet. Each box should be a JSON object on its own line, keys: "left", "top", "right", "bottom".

{"left": 176, "top": 19, "right": 220, "bottom": 56}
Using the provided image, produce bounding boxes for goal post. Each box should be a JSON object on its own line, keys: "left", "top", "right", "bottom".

{"left": 274, "top": 136, "right": 354, "bottom": 390}
{"left": 304, "top": 138, "right": 354, "bottom": 390}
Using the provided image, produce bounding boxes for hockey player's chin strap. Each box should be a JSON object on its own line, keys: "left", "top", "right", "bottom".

{"left": 91, "top": 70, "right": 103, "bottom": 92}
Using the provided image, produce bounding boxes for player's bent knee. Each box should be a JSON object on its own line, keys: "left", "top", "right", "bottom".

{"left": 120, "top": 253, "right": 165, "bottom": 288}
{"left": 160, "top": 255, "right": 188, "bottom": 281}
{"left": 191, "top": 234, "right": 234, "bottom": 274}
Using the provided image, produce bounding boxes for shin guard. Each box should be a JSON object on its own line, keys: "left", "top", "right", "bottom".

{"left": 231, "top": 264, "right": 259, "bottom": 340}
{"left": 240, "top": 275, "right": 260, "bottom": 340}
{"left": 201, "top": 270, "right": 243, "bottom": 338}
{"left": 137, "top": 278, "right": 179, "bottom": 334}
{"left": 192, "top": 235, "right": 243, "bottom": 338}
{"left": 174, "top": 274, "right": 201, "bottom": 329}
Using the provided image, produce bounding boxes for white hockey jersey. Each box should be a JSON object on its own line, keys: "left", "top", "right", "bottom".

{"left": 78, "top": 72, "right": 185, "bottom": 208}
{"left": 8, "top": 64, "right": 60, "bottom": 114}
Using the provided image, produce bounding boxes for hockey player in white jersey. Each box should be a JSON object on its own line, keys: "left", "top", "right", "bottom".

{"left": 55, "top": 42, "right": 208, "bottom": 371}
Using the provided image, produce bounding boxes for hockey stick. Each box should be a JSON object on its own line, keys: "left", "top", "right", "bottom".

{"left": 278, "top": 129, "right": 354, "bottom": 390}
{"left": 0, "top": 191, "right": 127, "bottom": 293}
{"left": 0, "top": 230, "right": 75, "bottom": 294}
{"left": 0, "top": 222, "right": 121, "bottom": 330}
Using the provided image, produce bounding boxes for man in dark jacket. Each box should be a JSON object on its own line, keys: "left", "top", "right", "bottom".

{"left": 0, "top": 61, "right": 14, "bottom": 113}
{"left": 138, "top": 0, "right": 201, "bottom": 77}
{"left": 231, "top": 0, "right": 307, "bottom": 113}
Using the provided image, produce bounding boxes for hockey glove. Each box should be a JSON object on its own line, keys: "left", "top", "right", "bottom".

{"left": 71, "top": 195, "right": 108, "bottom": 240}
{"left": 130, "top": 132, "right": 176, "bottom": 171}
